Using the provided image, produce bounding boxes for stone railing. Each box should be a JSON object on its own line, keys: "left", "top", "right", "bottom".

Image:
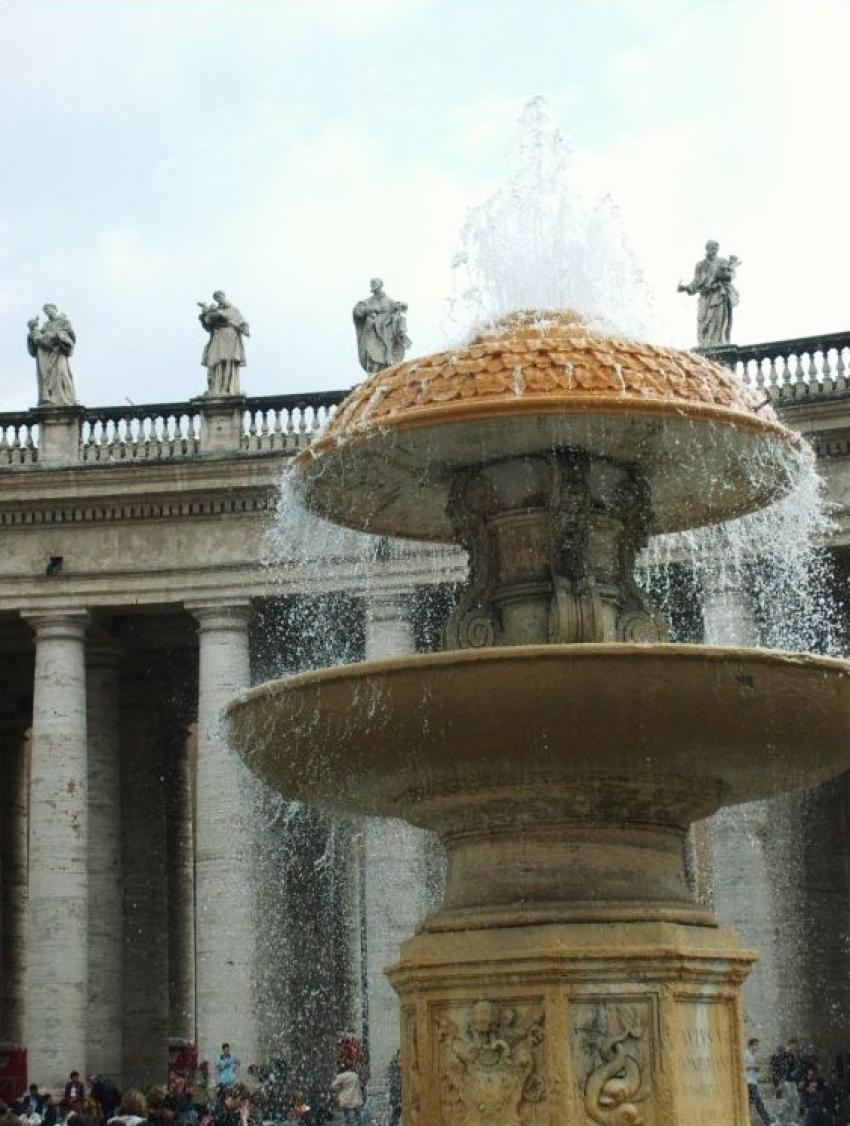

{"left": 80, "top": 402, "right": 202, "bottom": 462}
{"left": 703, "top": 330, "right": 850, "bottom": 404}
{"left": 0, "top": 390, "right": 347, "bottom": 467}
{"left": 0, "top": 412, "right": 39, "bottom": 465}
{"left": 241, "top": 392, "right": 342, "bottom": 453}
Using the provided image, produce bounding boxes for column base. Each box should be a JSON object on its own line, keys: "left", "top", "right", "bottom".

{"left": 388, "top": 920, "right": 756, "bottom": 1126}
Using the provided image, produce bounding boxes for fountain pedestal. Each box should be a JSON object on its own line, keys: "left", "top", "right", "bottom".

{"left": 391, "top": 920, "right": 753, "bottom": 1126}
{"left": 227, "top": 313, "right": 850, "bottom": 1126}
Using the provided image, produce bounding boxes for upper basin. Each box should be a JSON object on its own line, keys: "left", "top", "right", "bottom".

{"left": 294, "top": 312, "right": 804, "bottom": 539}
{"left": 227, "top": 643, "right": 850, "bottom": 828}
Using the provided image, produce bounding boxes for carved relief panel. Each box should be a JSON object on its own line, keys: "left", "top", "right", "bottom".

{"left": 571, "top": 998, "right": 657, "bottom": 1125}
{"left": 434, "top": 998, "right": 548, "bottom": 1125}
{"left": 400, "top": 1006, "right": 420, "bottom": 1126}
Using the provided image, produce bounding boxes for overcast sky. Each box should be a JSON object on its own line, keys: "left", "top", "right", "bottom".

{"left": 1, "top": 0, "right": 848, "bottom": 411}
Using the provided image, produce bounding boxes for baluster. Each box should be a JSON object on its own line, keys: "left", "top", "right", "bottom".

{"left": 794, "top": 353, "right": 810, "bottom": 400}
{"left": 835, "top": 348, "right": 849, "bottom": 394}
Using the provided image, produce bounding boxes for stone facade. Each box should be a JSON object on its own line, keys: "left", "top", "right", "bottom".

{"left": 1, "top": 339, "right": 849, "bottom": 1102}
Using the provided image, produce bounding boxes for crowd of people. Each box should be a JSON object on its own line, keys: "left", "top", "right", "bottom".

{"left": 0, "top": 1043, "right": 382, "bottom": 1126}
{"left": 747, "top": 1038, "right": 850, "bottom": 1125}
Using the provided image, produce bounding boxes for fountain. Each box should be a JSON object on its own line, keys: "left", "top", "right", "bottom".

{"left": 227, "top": 306, "right": 850, "bottom": 1124}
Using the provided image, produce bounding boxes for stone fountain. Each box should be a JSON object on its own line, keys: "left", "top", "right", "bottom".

{"left": 228, "top": 310, "right": 850, "bottom": 1125}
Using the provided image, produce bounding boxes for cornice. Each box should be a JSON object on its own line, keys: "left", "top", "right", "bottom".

{"left": 0, "top": 487, "right": 279, "bottom": 529}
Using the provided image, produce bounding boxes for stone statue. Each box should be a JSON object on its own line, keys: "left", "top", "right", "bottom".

{"left": 352, "top": 278, "right": 411, "bottom": 373}
{"left": 27, "top": 304, "right": 77, "bottom": 406}
{"left": 198, "top": 291, "right": 249, "bottom": 396}
{"left": 678, "top": 240, "right": 740, "bottom": 347}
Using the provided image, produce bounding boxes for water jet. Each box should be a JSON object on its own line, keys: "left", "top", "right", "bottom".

{"left": 228, "top": 310, "right": 850, "bottom": 1124}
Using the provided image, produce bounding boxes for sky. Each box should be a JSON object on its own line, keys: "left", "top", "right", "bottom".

{"left": 1, "top": 0, "right": 848, "bottom": 411}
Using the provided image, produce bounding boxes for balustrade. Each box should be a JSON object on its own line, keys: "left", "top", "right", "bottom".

{"left": 0, "top": 414, "right": 39, "bottom": 465}
{"left": 80, "top": 404, "right": 201, "bottom": 462}
{"left": 241, "top": 392, "right": 342, "bottom": 452}
{"left": 4, "top": 331, "right": 849, "bottom": 473}
{"left": 702, "top": 330, "right": 850, "bottom": 404}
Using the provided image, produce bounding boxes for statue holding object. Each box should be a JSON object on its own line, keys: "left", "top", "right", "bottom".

{"left": 678, "top": 240, "right": 740, "bottom": 347}
{"left": 27, "top": 304, "right": 78, "bottom": 406}
{"left": 198, "top": 290, "right": 249, "bottom": 396}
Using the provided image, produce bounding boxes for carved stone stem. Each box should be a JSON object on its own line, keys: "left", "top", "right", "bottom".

{"left": 444, "top": 453, "right": 667, "bottom": 649}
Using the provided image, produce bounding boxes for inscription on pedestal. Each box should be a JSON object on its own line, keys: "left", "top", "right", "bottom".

{"left": 674, "top": 1000, "right": 738, "bottom": 1126}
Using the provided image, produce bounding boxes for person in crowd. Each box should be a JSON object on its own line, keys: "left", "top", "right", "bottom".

{"left": 19, "top": 1101, "right": 42, "bottom": 1126}
{"left": 145, "top": 1087, "right": 176, "bottom": 1126}
{"left": 64, "top": 1074, "right": 86, "bottom": 1115}
{"left": 330, "top": 1067, "right": 363, "bottom": 1126}
{"left": 19, "top": 1087, "right": 43, "bottom": 1117}
{"left": 107, "top": 1090, "right": 147, "bottom": 1126}
{"left": 745, "top": 1038, "right": 773, "bottom": 1126}
{"left": 804, "top": 1087, "right": 834, "bottom": 1126}
{"left": 216, "top": 1046, "right": 240, "bottom": 1091}
{"left": 287, "top": 1092, "right": 311, "bottom": 1124}
{"left": 190, "top": 1063, "right": 211, "bottom": 1118}
{"left": 40, "top": 1094, "right": 58, "bottom": 1126}
{"left": 89, "top": 1077, "right": 121, "bottom": 1123}
{"left": 775, "top": 1074, "right": 801, "bottom": 1125}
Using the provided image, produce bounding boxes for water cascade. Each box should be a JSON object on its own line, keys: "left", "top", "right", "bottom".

{"left": 228, "top": 305, "right": 850, "bottom": 1124}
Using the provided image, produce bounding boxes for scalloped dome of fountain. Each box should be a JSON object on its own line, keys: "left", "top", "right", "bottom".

{"left": 296, "top": 308, "right": 803, "bottom": 539}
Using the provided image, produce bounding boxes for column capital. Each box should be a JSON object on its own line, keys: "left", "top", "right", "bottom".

{"left": 187, "top": 600, "right": 252, "bottom": 631}
{"left": 22, "top": 608, "right": 90, "bottom": 641}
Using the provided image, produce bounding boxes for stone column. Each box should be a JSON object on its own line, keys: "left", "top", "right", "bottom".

{"left": 362, "top": 592, "right": 434, "bottom": 1120}
{"left": 86, "top": 642, "right": 124, "bottom": 1079}
{"left": 121, "top": 676, "right": 169, "bottom": 1085}
{"left": 702, "top": 581, "right": 785, "bottom": 1044}
{"left": 190, "top": 602, "right": 256, "bottom": 1069}
{"left": 24, "top": 610, "right": 89, "bottom": 1089}
{"left": 0, "top": 700, "right": 31, "bottom": 1058}
{"left": 167, "top": 723, "right": 196, "bottom": 1047}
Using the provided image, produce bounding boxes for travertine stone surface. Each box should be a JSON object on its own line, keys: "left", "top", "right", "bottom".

{"left": 389, "top": 921, "right": 754, "bottom": 1126}
{"left": 86, "top": 643, "right": 124, "bottom": 1080}
{"left": 192, "top": 602, "right": 257, "bottom": 1069}
{"left": 121, "top": 677, "right": 169, "bottom": 1084}
{"left": 24, "top": 610, "right": 90, "bottom": 1089}
{"left": 363, "top": 593, "right": 436, "bottom": 1115}
{"left": 167, "top": 724, "right": 197, "bottom": 1046}
{"left": 0, "top": 703, "right": 30, "bottom": 1050}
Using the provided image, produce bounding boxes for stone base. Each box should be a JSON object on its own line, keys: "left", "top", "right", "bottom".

{"left": 388, "top": 920, "right": 755, "bottom": 1126}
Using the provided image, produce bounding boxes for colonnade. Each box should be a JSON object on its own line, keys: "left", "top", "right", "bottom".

{"left": 0, "top": 592, "right": 440, "bottom": 1107}
{"left": 0, "top": 602, "right": 254, "bottom": 1091}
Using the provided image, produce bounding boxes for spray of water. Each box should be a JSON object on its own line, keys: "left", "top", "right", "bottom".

{"left": 445, "top": 96, "right": 652, "bottom": 342}
{"left": 639, "top": 449, "right": 840, "bottom": 655}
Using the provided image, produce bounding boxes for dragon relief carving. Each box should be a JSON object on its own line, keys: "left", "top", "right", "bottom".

{"left": 436, "top": 998, "right": 546, "bottom": 1126}
{"left": 579, "top": 1004, "right": 652, "bottom": 1126}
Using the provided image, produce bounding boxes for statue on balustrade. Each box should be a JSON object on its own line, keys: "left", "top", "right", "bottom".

{"left": 198, "top": 290, "right": 249, "bottom": 396}
{"left": 353, "top": 277, "right": 412, "bottom": 373}
{"left": 678, "top": 240, "right": 740, "bottom": 347}
{"left": 27, "top": 304, "right": 78, "bottom": 406}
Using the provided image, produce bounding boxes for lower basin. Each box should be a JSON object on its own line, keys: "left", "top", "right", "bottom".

{"left": 228, "top": 644, "right": 850, "bottom": 928}
{"left": 228, "top": 643, "right": 850, "bottom": 821}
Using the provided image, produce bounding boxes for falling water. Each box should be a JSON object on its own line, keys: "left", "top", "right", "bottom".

{"left": 238, "top": 96, "right": 846, "bottom": 1089}
{"left": 446, "top": 95, "right": 651, "bottom": 342}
